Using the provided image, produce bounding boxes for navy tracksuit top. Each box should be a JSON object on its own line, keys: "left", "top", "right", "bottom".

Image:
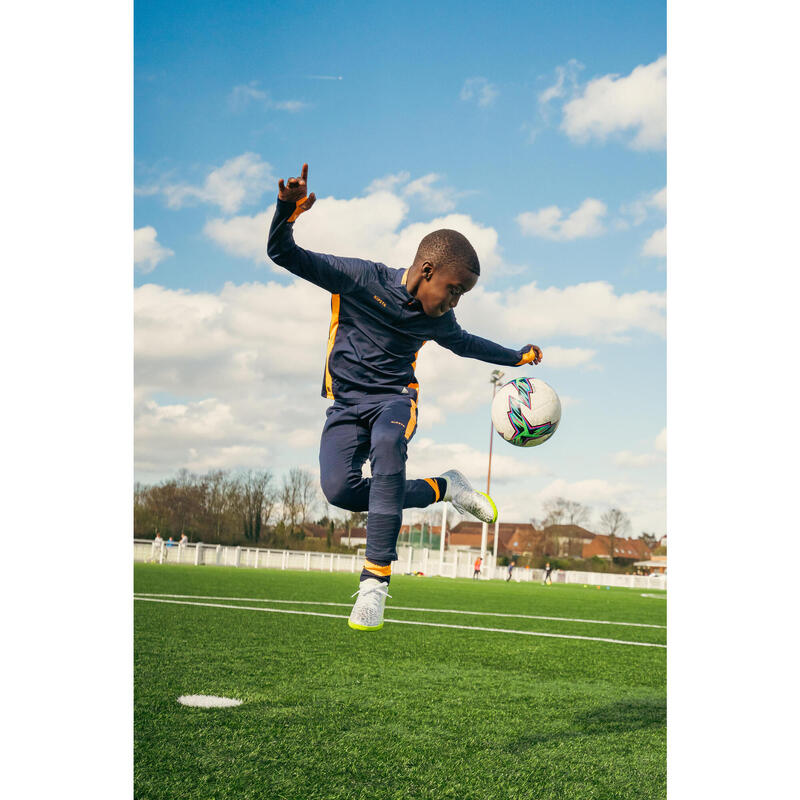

{"left": 267, "top": 197, "right": 531, "bottom": 404}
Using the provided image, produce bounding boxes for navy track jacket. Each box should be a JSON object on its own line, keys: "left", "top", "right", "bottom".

{"left": 267, "top": 198, "right": 533, "bottom": 404}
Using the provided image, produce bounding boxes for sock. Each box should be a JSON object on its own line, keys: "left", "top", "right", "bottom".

{"left": 419, "top": 476, "right": 447, "bottom": 504}
{"left": 360, "top": 559, "right": 391, "bottom": 585}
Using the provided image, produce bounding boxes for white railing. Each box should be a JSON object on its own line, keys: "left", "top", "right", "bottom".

{"left": 134, "top": 539, "right": 667, "bottom": 590}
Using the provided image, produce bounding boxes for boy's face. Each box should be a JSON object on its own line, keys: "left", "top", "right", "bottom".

{"left": 417, "top": 262, "right": 478, "bottom": 317}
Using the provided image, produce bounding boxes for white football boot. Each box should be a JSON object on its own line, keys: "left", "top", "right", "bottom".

{"left": 348, "top": 578, "right": 392, "bottom": 631}
{"left": 441, "top": 469, "right": 498, "bottom": 523}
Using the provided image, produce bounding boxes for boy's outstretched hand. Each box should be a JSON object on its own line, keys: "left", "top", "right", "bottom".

{"left": 279, "top": 163, "right": 316, "bottom": 221}
{"left": 517, "top": 345, "right": 543, "bottom": 366}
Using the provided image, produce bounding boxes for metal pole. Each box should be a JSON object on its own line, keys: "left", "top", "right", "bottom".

{"left": 439, "top": 503, "right": 447, "bottom": 571}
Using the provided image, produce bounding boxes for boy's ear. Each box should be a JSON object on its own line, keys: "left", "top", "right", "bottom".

{"left": 421, "top": 261, "right": 434, "bottom": 280}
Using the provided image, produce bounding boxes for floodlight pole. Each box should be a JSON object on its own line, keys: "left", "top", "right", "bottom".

{"left": 481, "top": 370, "right": 505, "bottom": 569}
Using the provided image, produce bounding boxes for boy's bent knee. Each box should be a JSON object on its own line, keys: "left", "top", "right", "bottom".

{"left": 321, "top": 475, "right": 362, "bottom": 511}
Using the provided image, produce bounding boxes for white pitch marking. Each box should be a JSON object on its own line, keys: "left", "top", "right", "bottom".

{"left": 177, "top": 694, "right": 242, "bottom": 708}
{"left": 134, "top": 592, "right": 665, "bottom": 629}
{"left": 640, "top": 593, "right": 667, "bottom": 599}
{"left": 134, "top": 597, "right": 666, "bottom": 648}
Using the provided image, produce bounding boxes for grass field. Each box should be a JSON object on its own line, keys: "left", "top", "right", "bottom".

{"left": 134, "top": 564, "right": 666, "bottom": 800}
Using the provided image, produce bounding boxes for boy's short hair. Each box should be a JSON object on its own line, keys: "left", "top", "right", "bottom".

{"left": 415, "top": 229, "right": 480, "bottom": 276}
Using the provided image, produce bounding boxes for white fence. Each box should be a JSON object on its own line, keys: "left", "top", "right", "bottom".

{"left": 134, "top": 539, "right": 667, "bottom": 590}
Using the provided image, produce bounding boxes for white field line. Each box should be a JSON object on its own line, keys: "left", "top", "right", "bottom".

{"left": 134, "top": 597, "right": 666, "bottom": 649}
{"left": 134, "top": 592, "right": 665, "bottom": 629}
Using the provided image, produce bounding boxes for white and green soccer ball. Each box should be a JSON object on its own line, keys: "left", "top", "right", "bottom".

{"left": 491, "top": 377, "right": 561, "bottom": 447}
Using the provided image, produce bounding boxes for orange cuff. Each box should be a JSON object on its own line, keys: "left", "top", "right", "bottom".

{"left": 287, "top": 199, "right": 309, "bottom": 223}
{"left": 364, "top": 560, "right": 392, "bottom": 577}
{"left": 516, "top": 348, "right": 536, "bottom": 366}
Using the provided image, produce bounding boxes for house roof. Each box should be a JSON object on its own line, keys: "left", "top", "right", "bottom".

{"left": 583, "top": 535, "right": 652, "bottom": 560}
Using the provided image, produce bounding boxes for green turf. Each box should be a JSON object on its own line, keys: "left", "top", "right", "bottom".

{"left": 134, "top": 564, "right": 666, "bottom": 800}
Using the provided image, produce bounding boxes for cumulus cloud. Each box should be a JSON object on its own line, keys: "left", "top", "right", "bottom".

{"left": 204, "top": 184, "right": 502, "bottom": 273}
{"left": 457, "top": 281, "right": 665, "bottom": 342}
{"left": 614, "top": 428, "right": 666, "bottom": 468}
{"left": 229, "top": 82, "right": 309, "bottom": 113}
{"left": 619, "top": 186, "right": 666, "bottom": 227}
{"left": 142, "top": 153, "right": 274, "bottom": 214}
{"left": 134, "top": 226, "right": 173, "bottom": 273}
{"left": 460, "top": 77, "right": 498, "bottom": 107}
{"left": 516, "top": 198, "right": 607, "bottom": 241}
{"left": 642, "top": 226, "right": 666, "bottom": 257}
{"left": 561, "top": 56, "right": 666, "bottom": 150}
{"left": 134, "top": 266, "right": 662, "bottom": 477}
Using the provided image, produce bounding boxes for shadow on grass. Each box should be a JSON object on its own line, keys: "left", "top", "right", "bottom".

{"left": 512, "top": 697, "right": 666, "bottom": 751}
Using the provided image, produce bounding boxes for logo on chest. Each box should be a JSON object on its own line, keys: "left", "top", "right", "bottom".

{"left": 373, "top": 295, "right": 387, "bottom": 308}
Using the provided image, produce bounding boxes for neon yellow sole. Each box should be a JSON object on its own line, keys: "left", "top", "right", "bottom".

{"left": 348, "top": 620, "right": 384, "bottom": 631}
{"left": 477, "top": 492, "right": 498, "bottom": 524}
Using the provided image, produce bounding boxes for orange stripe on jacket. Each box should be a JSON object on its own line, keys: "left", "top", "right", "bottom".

{"left": 364, "top": 560, "right": 392, "bottom": 577}
{"left": 324, "top": 295, "right": 341, "bottom": 399}
{"left": 405, "top": 399, "right": 418, "bottom": 440}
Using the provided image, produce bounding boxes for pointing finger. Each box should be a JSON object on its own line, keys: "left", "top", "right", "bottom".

{"left": 301, "top": 163, "right": 308, "bottom": 181}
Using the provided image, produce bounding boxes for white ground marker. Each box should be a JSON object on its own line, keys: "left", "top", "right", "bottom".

{"left": 177, "top": 695, "right": 242, "bottom": 708}
{"left": 135, "top": 592, "right": 666, "bottom": 629}
{"left": 135, "top": 596, "right": 666, "bottom": 649}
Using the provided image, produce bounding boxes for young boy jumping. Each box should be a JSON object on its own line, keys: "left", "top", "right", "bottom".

{"left": 267, "top": 164, "right": 543, "bottom": 631}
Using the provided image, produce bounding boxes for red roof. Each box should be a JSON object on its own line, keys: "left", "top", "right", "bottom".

{"left": 583, "top": 535, "right": 652, "bottom": 560}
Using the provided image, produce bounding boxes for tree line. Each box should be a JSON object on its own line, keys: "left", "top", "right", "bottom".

{"left": 134, "top": 467, "right": 323, "bottom": 547}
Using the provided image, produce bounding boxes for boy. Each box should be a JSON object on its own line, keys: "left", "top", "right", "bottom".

{"left": 473, "top": 555, "right": 482, "bottom": 580}
{"left": 267, "top": 164, "right": 543, "bottom": 631}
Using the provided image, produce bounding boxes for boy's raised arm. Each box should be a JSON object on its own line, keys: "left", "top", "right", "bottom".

{"left": 267, "top": 163, "right": 375, "bottom": 294}
{"left": 434, "top": 317, "right": 543, "bottom": 367}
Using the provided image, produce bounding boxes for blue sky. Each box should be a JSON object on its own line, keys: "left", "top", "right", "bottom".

{"left": 134, "top": 0, "right": 666, "bottom": 536}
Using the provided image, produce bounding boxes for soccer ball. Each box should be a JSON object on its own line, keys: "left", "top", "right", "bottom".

{"left": 491, "top": 377, "right": 561, "bottom": 447}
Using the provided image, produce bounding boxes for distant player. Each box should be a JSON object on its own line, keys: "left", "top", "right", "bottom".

{"left": 473, "top": 556, "right": 482, "bottom": 580}
{"left": 543, "top": 561, "right": 553, "bottom": 585}
{"left": 150, "top": 532, "right": 163, "bottom": 563}
{"left": 506, "top": 560, "right": 516, "bottom": 582}
{"left": 268, "top": 164, "right": 543, "bottom": 631}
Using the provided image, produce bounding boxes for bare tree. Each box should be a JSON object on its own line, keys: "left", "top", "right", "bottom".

{"left": 203, "top": 469, "right": 234, "bottom": 542}
{"left": 599, "top": 507, "right": 631, "bottom": 559}
{"left": 638, "top": 532, "right": 659, "bottom": 550}
{"left": 236, "top": 470, "right": 275, "bottom": 543}
{"left": 280, "top": 468, "right": 318, "bottom": 533}
{"left": 542, "top": 497, "right": 590, "bottom": 527}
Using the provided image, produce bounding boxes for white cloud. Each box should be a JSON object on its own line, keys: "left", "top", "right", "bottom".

{"left": 614, "top": 450, "right": 659, "bottom": 468}
{"left": 205, "top": 185, "right": 502, "bottom": 273}
{"left": 402, "top": 174, "right": 457, "bottom": 213}
{"left": 460, "top": 77, "right": 498, "bottom": 108}
{"left": 516, "top": 198, "right": 607, "bottom": 241}
{"left": 642, "top": 226, "right": 666, "bottom": 257}
{"left": 407, "top": 437, "right": 542, "bottom": 487}
{"left": 561, "top": 56, "right": 666, "bottom": 150}
{"left": 538, "top": 59, "right": 583, "bottom": 107}
{"left": 229, "top": 82, "right": 309, "bottom": 113}
{"left": 134, "top": 226, "right": 173, "bottom": 273}
{"left": 144, "top": 153, "right": 275, "bottom": 214}
{"left": 619, "top": 186, "right": 667, "bottom": 227}
{"left": 458, "top": 281, "right": 665, "bottom": 342}
{"left": 614, "top": 428, "right": 666, "bottom": 468}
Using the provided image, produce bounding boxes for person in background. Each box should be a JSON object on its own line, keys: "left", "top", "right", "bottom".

{"left": 473, "top": 555, "right": 482, "bottom": 580}
{"left": 543, "top": 562, "right": 553, "bottom": 585}
{"left": 506, "top": 560, "right": 516, "bottom": 582}
{"left": 151, "top": 532, "right": 163, "bottom": 563}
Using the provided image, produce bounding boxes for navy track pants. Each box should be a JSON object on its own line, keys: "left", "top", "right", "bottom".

{"left": 319, "top": 397, "right": 439, "bottom": 564}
